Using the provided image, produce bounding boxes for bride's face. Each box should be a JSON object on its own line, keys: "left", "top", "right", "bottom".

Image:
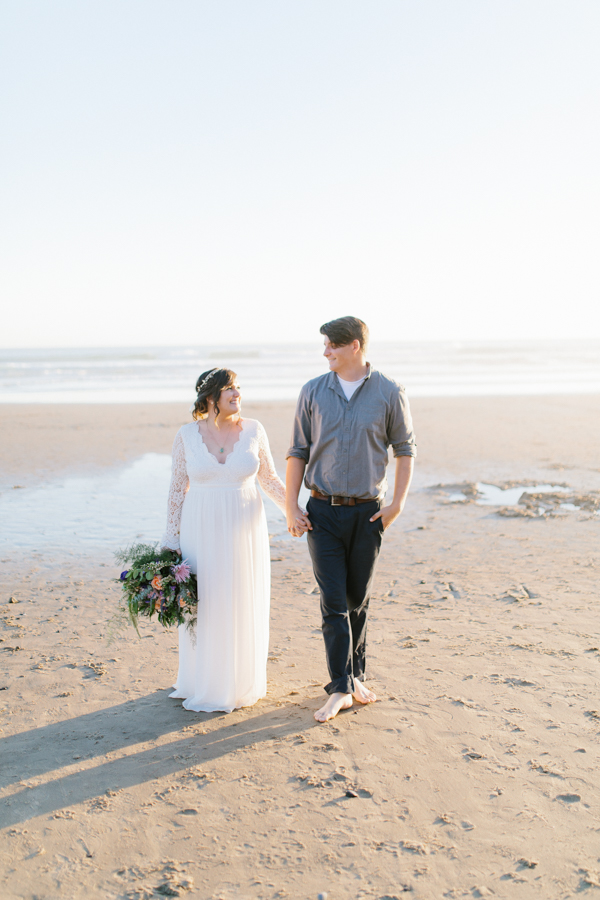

{"left": 214, "top": 382, "right": 241, "bottom": 418}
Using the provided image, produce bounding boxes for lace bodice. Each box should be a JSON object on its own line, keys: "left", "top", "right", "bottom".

{"left": 161, "top": 418, "right": 286, "bottom": 551}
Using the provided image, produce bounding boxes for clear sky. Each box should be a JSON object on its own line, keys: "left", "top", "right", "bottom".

{"left": 2, "top": 1, "right": 599, "bottom": 348}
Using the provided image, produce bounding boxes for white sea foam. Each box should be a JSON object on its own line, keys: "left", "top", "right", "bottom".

{"left": 1, "top": 340, "right": 599, "bottom": 403}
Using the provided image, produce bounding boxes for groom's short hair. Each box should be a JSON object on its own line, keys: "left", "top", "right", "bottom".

{"left": 320, "top": 316, "right": 369, "bottom": 352}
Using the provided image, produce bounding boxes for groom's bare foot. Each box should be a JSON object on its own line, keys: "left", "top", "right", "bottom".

{"left": 353, "top": 680, "right": 377, "bottom": 705}
{"left": 314, "top": 692, "right": 353, "bottom": 723}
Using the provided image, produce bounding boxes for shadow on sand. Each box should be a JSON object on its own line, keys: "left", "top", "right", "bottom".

{"left": 0, "top": 689, "right": 314, "bottom": 827}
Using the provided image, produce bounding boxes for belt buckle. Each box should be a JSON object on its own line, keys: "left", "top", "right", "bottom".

{"left": 330, "top": 495, "right": 343, "bottom": 506}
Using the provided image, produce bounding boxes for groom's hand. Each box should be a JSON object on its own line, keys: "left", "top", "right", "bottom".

{"left": 286, "top": 504, "right": 312, "bottom": 537}
{"left": 370, "top": 502, "right": 402, "bottom": 532}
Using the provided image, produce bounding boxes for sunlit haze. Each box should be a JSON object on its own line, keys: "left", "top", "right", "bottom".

{"left": 2, "top": 1, "right": 599, "bottom": 348}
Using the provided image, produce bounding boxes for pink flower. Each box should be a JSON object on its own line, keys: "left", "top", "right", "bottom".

{"left": 172, "top": 560, "right": 191, "bottom": 583}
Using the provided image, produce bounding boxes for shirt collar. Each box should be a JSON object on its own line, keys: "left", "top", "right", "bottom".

{"left": 328, "top": 363, "right": 373, "bottom": 397}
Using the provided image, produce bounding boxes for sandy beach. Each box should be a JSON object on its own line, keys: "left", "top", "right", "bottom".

{"left": 2, "top": 395, "right": 600, "bottom": 900}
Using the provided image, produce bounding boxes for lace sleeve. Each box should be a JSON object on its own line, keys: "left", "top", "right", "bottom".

{"left": 256, "top": 423, "right": 286, "bottom": 512}
{"left": 160, "top": 430, "right": 189, "bottom": 551}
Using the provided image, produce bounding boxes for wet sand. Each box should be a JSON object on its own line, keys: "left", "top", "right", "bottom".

{"left": 1, "top": 395, "right": 600, "bottom": 900}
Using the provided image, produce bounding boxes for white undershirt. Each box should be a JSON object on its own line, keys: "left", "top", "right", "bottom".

{"left": 337, "top": 374, "right": 366, "bottom": 401}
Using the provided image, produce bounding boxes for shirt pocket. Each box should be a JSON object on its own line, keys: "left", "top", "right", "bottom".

{"left": 354, "top": 422, "right": 388, "bottom": 454}
{"left": 353, "top": 399, "right": 387, "bottom": 432}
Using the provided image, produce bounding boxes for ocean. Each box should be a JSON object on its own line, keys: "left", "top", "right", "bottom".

{"left": 1, "top": 340, "right": 599, "bottom": 404}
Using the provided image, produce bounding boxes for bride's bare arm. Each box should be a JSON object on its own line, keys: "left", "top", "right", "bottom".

{"left": 256, "top": 424, "right": 286, "bottom": 512}
{"left": 160, "top": 431, "right": 189, "bottom": 551}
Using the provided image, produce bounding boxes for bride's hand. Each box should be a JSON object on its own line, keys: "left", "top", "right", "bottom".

{"left": 286, "top": 505, "right": 311, "bottom": 537}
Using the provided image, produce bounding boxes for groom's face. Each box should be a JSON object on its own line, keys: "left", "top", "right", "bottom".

{"left": 323, "top": 336, "right": 358, "bottom": 372}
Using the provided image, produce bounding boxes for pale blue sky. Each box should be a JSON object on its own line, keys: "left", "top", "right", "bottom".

{"left": 2, "top": 1, "right": 599, "bottom": 347}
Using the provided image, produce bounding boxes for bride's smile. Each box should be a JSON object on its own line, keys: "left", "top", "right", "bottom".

{"left": 219, "top": 386, "right": 241, "bottom": 414}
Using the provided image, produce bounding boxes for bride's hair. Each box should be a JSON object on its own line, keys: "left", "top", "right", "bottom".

{"left": 192, "top": 368, "right": 238, "bottom": 421}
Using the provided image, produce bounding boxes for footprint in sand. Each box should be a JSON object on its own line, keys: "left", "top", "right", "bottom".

{"left": 464, "top": 750, "right": 485, "bottom": 760}
{"left": 435, "top": 814, "right": 453, "bottom": 826}
{"left": 579, "top": 870, "right": 600, "bottom": 889}
{"left": 399, "top": 840, "right": 428, "bottom": 855}
{"left": 517, "top": 858, "right": 538, "bottom": 869}
{"left": 529, "top": 759, "right": 564, "bottom": 778}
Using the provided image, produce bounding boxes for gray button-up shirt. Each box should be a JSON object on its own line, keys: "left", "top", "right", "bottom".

{"left": 286, "top": 365, "right": 416, "bottom": 500}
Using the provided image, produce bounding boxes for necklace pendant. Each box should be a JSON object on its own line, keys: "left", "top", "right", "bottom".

{"left": 220, "top": 448, "right": 224, "bottom": 453}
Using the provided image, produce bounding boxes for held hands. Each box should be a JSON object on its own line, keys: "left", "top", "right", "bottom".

{"left": 286, "top": 504, "right": 312, "bottom": 538}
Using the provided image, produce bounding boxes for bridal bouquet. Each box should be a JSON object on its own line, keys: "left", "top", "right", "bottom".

{"left": 115, "top": 543, "right": 198, "bottom": 634}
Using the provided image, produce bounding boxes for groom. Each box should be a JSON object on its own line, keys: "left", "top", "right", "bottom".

{"left": 286, "top": 316, "right": 416, "bottom": 723}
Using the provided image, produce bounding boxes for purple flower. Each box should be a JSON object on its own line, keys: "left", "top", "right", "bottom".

{"left": 172, "top": 560, "right": 192, "bottom": 583}
{"left": 120, "top": 571, "right": 129, "bottom": 581}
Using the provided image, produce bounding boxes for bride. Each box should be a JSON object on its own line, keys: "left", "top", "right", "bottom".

{"left": 161, "top": 367, "right": 286, "bottom": 713}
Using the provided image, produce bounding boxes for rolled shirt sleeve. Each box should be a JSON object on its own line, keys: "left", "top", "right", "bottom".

{"left": 286, "top": 386, "right": 312, "bottom": 462}
{"left": 388, "top": 388, "right": 417, "bottom": 458}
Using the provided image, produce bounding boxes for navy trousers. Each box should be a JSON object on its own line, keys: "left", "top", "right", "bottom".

{"left": 306, "top": 496, "right": 383, "bottom": 695}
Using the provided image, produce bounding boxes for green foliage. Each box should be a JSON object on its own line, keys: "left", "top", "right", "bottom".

{"left": 114, "top": 543, "right": 198, "bottom": 635}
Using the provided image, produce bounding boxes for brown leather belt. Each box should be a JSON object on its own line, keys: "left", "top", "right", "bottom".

{"left": 311, "top": 490, "right": 376, "bottom": 506}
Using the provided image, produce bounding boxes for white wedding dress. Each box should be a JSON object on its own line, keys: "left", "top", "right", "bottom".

{"left": 161, "top": 418, "right": 286, "bottom": 713}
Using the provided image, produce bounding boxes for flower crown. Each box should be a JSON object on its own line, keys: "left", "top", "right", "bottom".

{"left": 196, "top": 368, "right": 219, "bottom": 394}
